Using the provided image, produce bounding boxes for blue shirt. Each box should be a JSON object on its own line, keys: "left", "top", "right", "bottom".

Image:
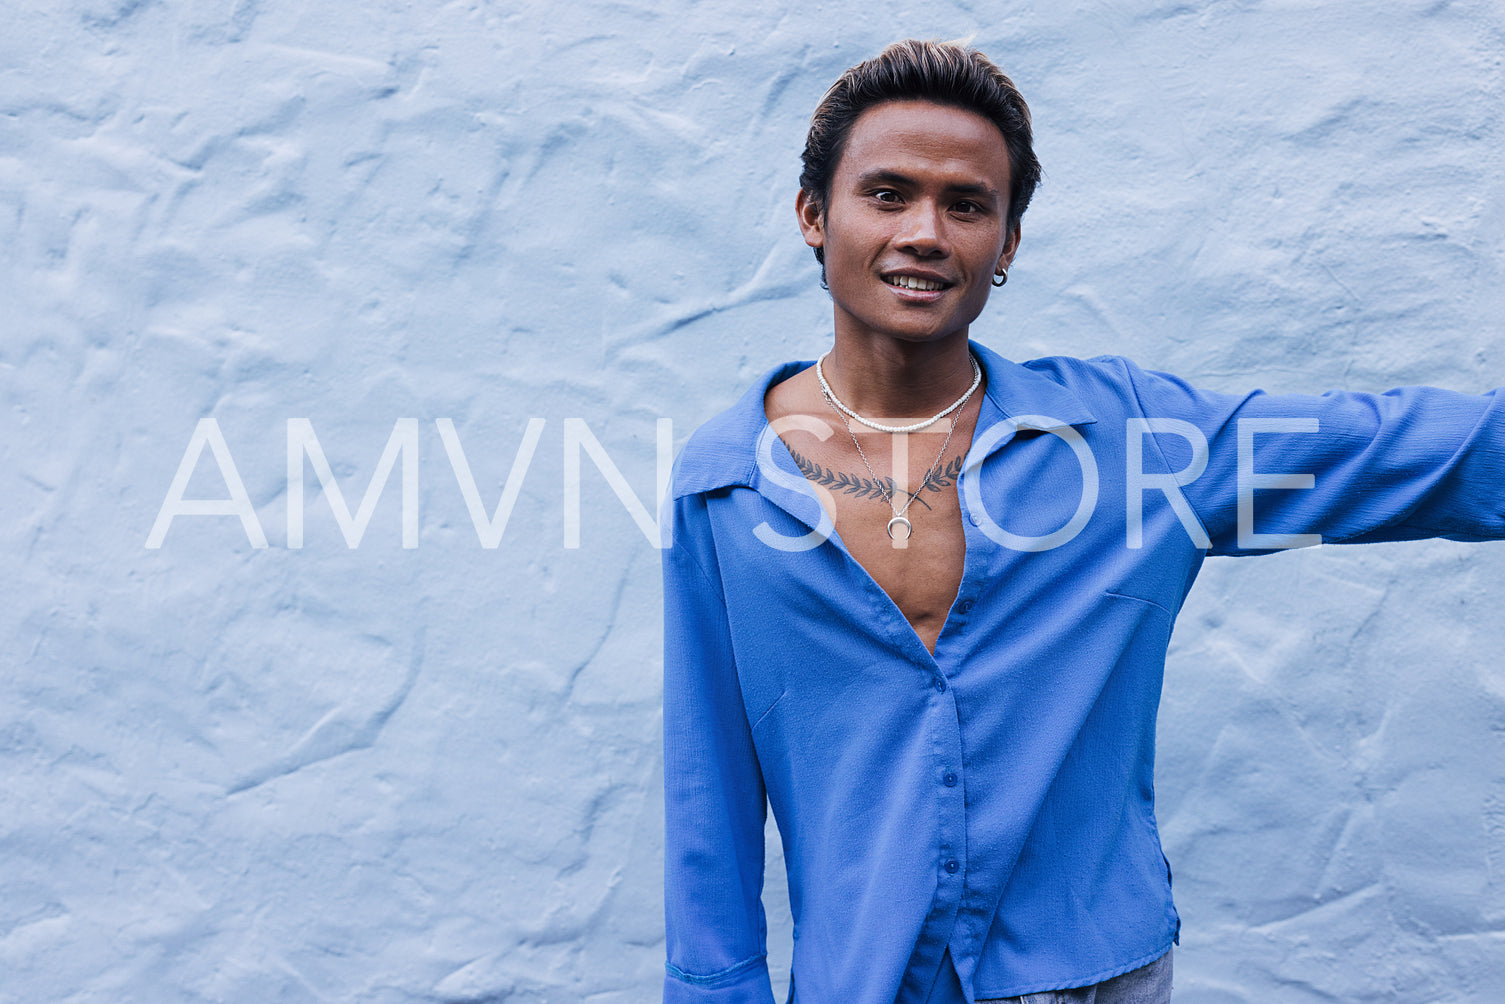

{"left": 661, "top": 344, "right": 1505, "bottom": 1003}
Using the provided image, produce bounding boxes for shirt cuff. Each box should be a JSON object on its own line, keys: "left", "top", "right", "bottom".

{"left": 664, "top": 955, "right": 775, "bottom": 1004}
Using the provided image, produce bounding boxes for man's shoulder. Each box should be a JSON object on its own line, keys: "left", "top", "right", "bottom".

{"left": 1007, "top": 349, "right": 1153, "bottom": 390}
{"left": 671, "top": 359, "right": 812, "bottom": 501}
{"left": 973, "top": 345, "right": 1154, "bottom": 427}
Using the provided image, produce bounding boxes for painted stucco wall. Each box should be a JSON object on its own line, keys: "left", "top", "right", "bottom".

{"left": 3, "top": 1, "right": 1504, "bottom": 1001}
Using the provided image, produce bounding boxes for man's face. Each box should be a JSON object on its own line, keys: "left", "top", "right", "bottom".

{"left": 798, "top": 100, "right": 1019, "bottom": 347}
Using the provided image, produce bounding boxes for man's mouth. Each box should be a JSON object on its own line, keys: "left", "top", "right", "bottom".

{"left": 883, "top": 275, "right": 949, "bottom": 291}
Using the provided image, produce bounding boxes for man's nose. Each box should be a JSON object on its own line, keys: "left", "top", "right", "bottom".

{"left": 896, "top": 204, "right": 948, "bottom": 256}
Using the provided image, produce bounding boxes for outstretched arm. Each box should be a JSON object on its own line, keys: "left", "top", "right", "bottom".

{"left": 1118, "top": 359, "right": 1505, "bottom": 554}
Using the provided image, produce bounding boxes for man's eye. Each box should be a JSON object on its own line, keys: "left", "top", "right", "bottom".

{"left": 873, "top": 190, "right": 902, "bottom": 203}
{"left": 954, "top": 201, "right": 982, "bottom": 214}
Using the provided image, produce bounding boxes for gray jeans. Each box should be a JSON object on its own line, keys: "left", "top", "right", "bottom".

{"left": 977, "top": 948, "right": 1172, "bottom": 1004}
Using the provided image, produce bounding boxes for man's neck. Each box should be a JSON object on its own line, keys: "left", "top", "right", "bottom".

{"left": 823, "top": 331, "right": 977, "bottom": 423}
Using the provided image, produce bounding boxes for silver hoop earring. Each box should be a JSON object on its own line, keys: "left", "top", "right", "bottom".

{"left": 992, "top": 269, "right": 1008, "bottom": 287}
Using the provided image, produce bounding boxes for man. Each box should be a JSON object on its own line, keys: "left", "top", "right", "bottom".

{"left": 661, "top": 39, "right": 1504, "bottom": 1004}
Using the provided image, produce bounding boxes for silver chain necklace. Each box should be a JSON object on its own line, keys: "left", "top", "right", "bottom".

{"left": 817, "top": 358, "right": 977, "bottom": 542}
{"left": 815, "top": 350, "right": 981, "bottom": 434}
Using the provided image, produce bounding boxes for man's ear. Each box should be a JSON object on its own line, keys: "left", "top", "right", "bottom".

{"left": 796, "top": 188, "right": 825, "bottom": 250}
{"left": 997, "top": 222, "right": 1022, "bottom": 273}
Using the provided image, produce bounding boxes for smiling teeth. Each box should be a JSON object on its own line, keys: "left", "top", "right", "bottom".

{"left": 888, "top": 275, "right": 944, "bottom": 291}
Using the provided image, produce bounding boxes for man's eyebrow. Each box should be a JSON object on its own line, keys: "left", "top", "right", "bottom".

{"left": 853, "top": 169, "right": 1000, "bottom": 199}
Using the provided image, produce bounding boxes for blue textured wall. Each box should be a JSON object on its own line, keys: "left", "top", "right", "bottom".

{"left": 3, "top": 2, "right": 1504, "bottom": 1001}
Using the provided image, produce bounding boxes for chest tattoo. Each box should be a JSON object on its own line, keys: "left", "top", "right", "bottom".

{"left": 788, "top": 447, "right": 964, "bottom": 511}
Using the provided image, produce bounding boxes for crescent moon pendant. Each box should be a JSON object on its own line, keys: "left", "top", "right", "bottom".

{"left": 886, "top": 515, "right": 913, "bottom": 541}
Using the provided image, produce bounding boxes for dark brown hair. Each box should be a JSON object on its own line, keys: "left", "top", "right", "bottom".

{"left": 800, "top": 39, "right": 1041, "bottom": 268}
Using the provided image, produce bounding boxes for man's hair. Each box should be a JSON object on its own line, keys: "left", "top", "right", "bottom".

{"left": 799, "top": 39, "right": 1041, "bottom": 268}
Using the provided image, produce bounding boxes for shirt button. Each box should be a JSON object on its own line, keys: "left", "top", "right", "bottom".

{"left": 958, "top": 600, "right": 974, "bottom": 614}
{"left": 943, "top": 771, "right": 958, "bottom": 787}
{"left": 944, "top": 859, "right": 960, "bottom": 874}
{"left": 933, "top": 677, "right": 947, "bottom": 693}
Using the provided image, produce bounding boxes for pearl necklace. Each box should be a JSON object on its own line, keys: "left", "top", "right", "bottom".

{"left": 814, "top": 350, "right": 981, "bottom": 434}
{"left": 814, "top": 349, "right": 981, "bottom": 542}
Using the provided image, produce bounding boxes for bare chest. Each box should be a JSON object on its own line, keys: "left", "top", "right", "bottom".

{"left": 781, "top": 418, "right": 974, "bottom": 653}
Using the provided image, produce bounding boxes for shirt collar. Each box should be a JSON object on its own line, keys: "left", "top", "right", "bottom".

{"left": 671, "top": 341, "right": 1097, "bottom": 500}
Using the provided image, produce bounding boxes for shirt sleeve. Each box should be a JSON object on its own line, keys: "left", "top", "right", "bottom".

{"left": 661, "top": 492, "right": 776, "bottom": 1004}
{"left": 1116, "top": 358, "right": 1505, "bottom": 555}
